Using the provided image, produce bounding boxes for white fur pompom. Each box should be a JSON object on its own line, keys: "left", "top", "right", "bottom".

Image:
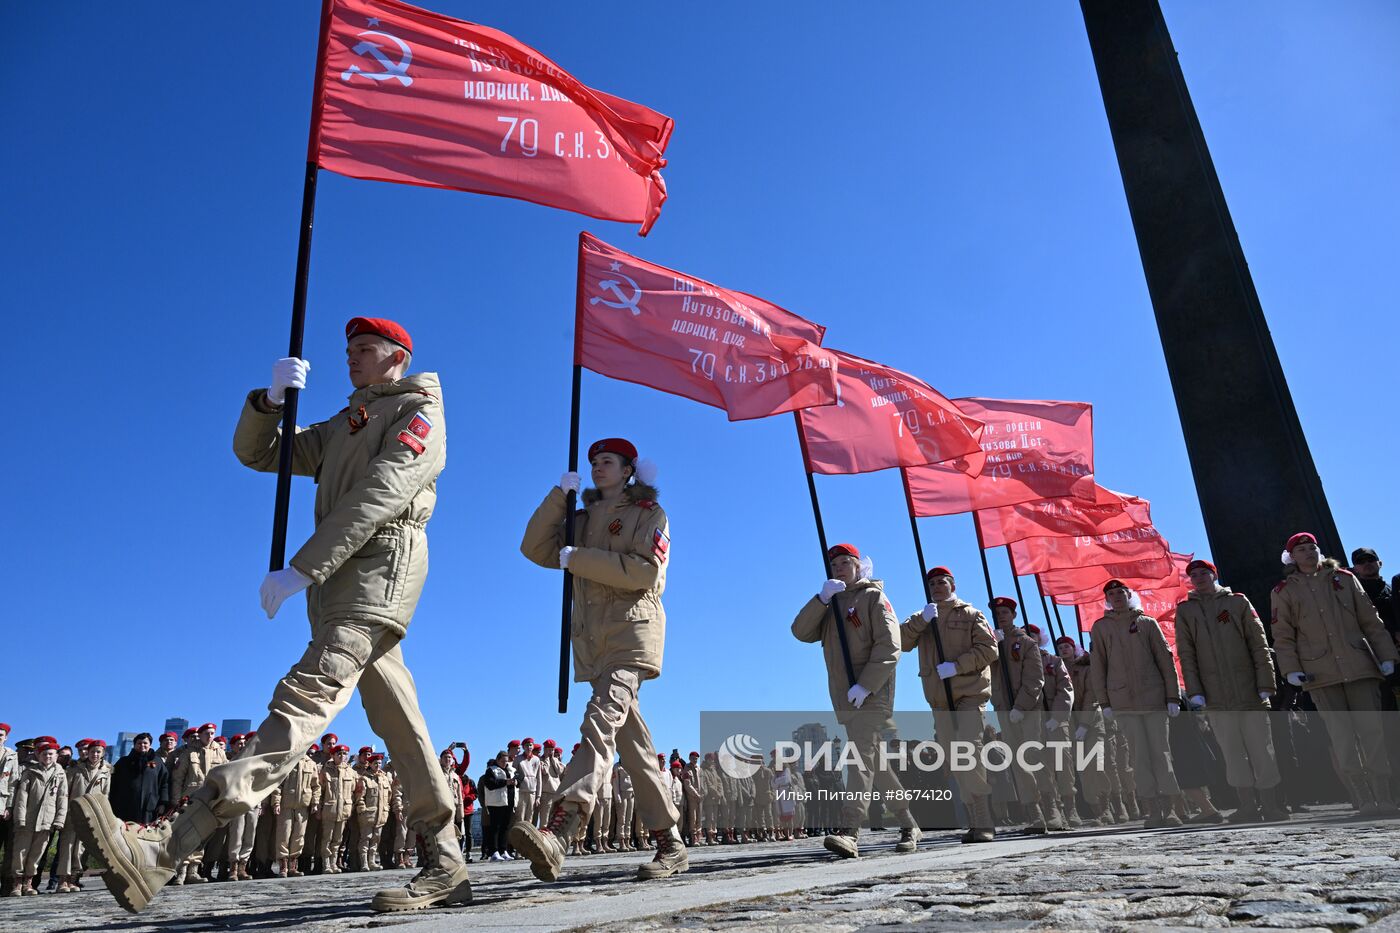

{"left": 634, "top": 457, "right": 658, "bottom": 486}
{"left": 1127, "top": 591, "right": 1142, "bottom": 611}
{"left": 1280, "top": 549, "right": 1294, "bottom": 565}
{"left": 858, "top": 556, "right": 874, "bottom": 581}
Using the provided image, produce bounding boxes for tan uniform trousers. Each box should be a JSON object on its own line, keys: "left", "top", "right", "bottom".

{"left": 613, "top": 795, "right": 635, "bottom": 842}
{"left": 192, "top": 619, "right": 460, "bottom": 870}
{"left": 1110, "top": 728, "right": 1136, "bottom": 798}
{"left": 1074, "top": 736, "right": 1111, "bottom": 803}
{"left": 320, "top": 816, "right": 347, "bottom": 867}
{"left": 1310, "top": 679, "right": 1390, "bottom": 779}
{"left": 1002, "top": 716, "right": 1058, "bottom": 801}
{"left": 699, "top": 796, "right": 717, "bottom": 832}
{"left": 592, "top": 793, "right": 613, "bottom": 845}
{"left": 9, "top": 828, "right": 50, "bottom": 877}
{"left": 515, "top": 788, "right": 537, "bottom": 828}
{"left": 752, "top": 797, "right": 773, "bottom": 831}
{"left": 1207, "top": 711, "right": 1281, "bottom": 789}
{"left": 357, "top": 816, "right": 385, "bottom": 868}
{"left": 840, "top": 714, "right": 915, "bottom": 830}
{"left": 276, "top": 806, "right": 310, "bottom": 859}
{"left": 685, "top": 795, "right": 701, "bottom": 837}
{"left": 1043, "top": 721, "right": 1077, "bottom": 798}
{"left": 1116, "top": 712, "right": 1179, "bottom": 798}
{"left": 227, "top": 810, "right": 257, "bottom": 862}
{"left": 56, "top": 825, "right": 86, "bottom": 875}
{"left": 556, "top": 667, "right": 679, "bottom": 832}
{"left": 932, "top": 700, "right": 990, "bottom": 802}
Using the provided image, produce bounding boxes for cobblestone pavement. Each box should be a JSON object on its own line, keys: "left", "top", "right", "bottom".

{"left": 4, "top": 806, "right": 1397, "bottom": 932}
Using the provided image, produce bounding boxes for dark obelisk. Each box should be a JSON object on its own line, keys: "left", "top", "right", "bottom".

{"left": 1078, "top": 0, "right": 1343, "bottom": 611}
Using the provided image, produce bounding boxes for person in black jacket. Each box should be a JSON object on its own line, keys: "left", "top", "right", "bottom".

{"left": 109, "top": 734, "right": 170, "bottom": 824}
{"left": 479, "top": 753, "right": 516, "bottom": 862}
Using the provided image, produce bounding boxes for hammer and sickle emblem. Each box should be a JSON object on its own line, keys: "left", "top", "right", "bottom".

{"left": 341, "top": 30, "right": 414, "bottom": 86}
{"left": 589, "top": 273, "right": 643, "bottom": 316}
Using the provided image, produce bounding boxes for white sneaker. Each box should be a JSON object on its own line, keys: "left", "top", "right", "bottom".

{"left": 488, "top": 853, "right": 502, "bottom": 862}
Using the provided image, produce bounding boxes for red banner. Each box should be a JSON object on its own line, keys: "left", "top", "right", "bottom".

{"left": 974, "top": 485, "right": 1151, "bottom": 549}
{"left": 1039, "top": 552, "right": 1180, "bottom": 603}
{"left": 797, "top": 351, "right": 983, "bottom": 475}
{"left": 576, "top": 234, "right": 839, "bottom": 421}
{"left": 905, "top": 398, "right": 1095, "bottom": 517}
{"left": 316, "top": 0, "right": 673, "bottom": 233}
{"left": 1008, "top": 524, "right": 1169, "bottom": 575}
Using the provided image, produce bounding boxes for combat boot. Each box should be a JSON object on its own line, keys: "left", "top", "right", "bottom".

{"left": 72, "top": 793, "right": 218, "bottom": 913}
{"left": 1257, "top": 786, "right": 1291, "bottom": 822}
{"left": 1228, "top": 787, "right": 1262, "bottom": 824}
{"left": 961, "top": 795, "right": 995, "bottom": 844}
{"left": 1156, "top": 796, "right": 1182, "bottom": 828}
{"left": 20, "top": 876, "right": 37, "bottom": 896}
{"left": 822, "top": 827, "right": 859, "bottom": 859}
{"left": 1041, "top": 794, "right": 1068, "bottom": 831}
{"left": 1125, "top": 795, "right": 1142, "bottom": 820}
{"left": 510, "top": 803, "right": 585, "bottom": 883}
{"left": 370, "top": 822, "right": 471, "bottom": 912}
{"left": 1020, "top": 798, "right": 1048, "bottom": 834}
{"left": 636, "top": 826, "right": 689, "bottom": 880}
{"left": 1060, "top": 793, "right": 1083, "bottom": 828}
{"left": 894, "top": 809, "right": 921, "bottom": 853}
{"left": 1112, "top": 794, "right": 1130, "bottom": 823}
{"left": 184, "top": 862, "right": 206, "bottom": 884}
{"left": 1364, "top": 777, "right": 1400, "bottom": 819}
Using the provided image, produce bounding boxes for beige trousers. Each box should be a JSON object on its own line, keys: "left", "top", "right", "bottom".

{"left": 1310, "top": 679, "right": 1390, "bottom": 778}
{"left": 56, "top": 824, "right": 85, "bottom": 875}
{"left": 932, "top": 700, "right": 989, "bottom": 801}
{"left": 226, "top": 810, "right": 257, "bottom": 862}
{"left": 1208, "top": 711, "right": 1281, "bottom": 789}
{"left": 1117, "top": 712, "right": 1180, "bottom": 797}
{"left": 276, "top": 807, "right": 309, "bottom": 859}
{"left": 556, "top": 667, "right": 680, "bottom": 832}
{"left": 840, "top": 715, "right": 914, "bottom": 829}
{"left": 192, "top": 618, "right": 460, "bottom": 869}
{"left": 320, "top": 816, "right": 347, "bottom": 867}
{"left": 9, "top": 827, "right": 49, "bottom": 877}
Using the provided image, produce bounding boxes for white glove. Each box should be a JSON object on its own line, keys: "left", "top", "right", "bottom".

{"left": 819, "top": 579, "right": 846, "bottom": 605}
{"left": 1008, "top": 709, "right": 1024, "bottom": 724}
{"left": 846, "top": 684, "right": 870, "bottom": 709}
{"left": 1381, "top": 660, "right": 1396, "bottom": 676}
{"left": 921, "top": 602, "right": 938, "bottom": 623}
{"left": 559, "top": 472, "right": 581, "bottom": 494}
{"left": 268, "top": 357, "right": 310, "bottom": 405}
{"left": 1259, "top": 691, "right": 1273, "bottom": 703}
{"left": 1074, "top": 724, "right": 1089, "bottom": 742}
{"left": 935, "top": 661, "right": 957, "bottom": 680}
{"left": 559, "top": 546, "right": 576, "bottom": 569}
{"left": 1044, "top": 719, "right": 1059, "bottom": 733}
{"left": 1286, "top": 672, "right": 1307, "bottom": 687}
{"left": 995, "top": 628, "right": 1006, "bottom": 642}
{"left": 260, "top": 567, "right": 313, "bottom": 619}
{"left": 1101, "top": 706, "right": 1114, "bottom": 721}
{"left": 1167, "top": 701, "right": 1181, "bottom": 717}
{"left": 1189, "top": 695, "right": 1206, "bottom": 709}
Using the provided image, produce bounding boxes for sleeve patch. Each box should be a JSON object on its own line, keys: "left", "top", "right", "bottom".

{"left": 652, "top": 528, "right": 669, "bottom": 562}
{"left": 397, "top": 431, "right": 426, "bottom": 455}
{"left": 407, "top": 412, "right": 433, "bottom": 440}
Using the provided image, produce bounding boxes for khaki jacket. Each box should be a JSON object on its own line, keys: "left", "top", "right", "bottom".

{"left": 699, "top": 762, "right": 723, "bottom": 802}
{"left": 1042, "top": 654, "right": 1074, "bottom": 716}
{"left": 541, "top": 755, "right": 564, "bottom": 795}
{"left": 234, "top": 373, "right": 446, "bottom": 636}
{"left": 1067, "top": 654, "right": 1104, "bottom": 738}
{"left": 356, "top": 770, "right": 393, "bottom": 827}
{"left": 751, "top": 765, "right": 775, "bottom": 803}
{"left": 522, "top": 483, "right": 668, "bottom": 681}
{"left": 0, "top": 746, "right": 18, "bottom": 809}
{"left": 443, "top": 769, "right": 464, "bottom": 823}
{"left": 991, "top": 627, "right": 1046, "bottom": 713}
{"left": 793, "top": 579, "right": 901, "bottom": 723}
{"left": 13, "top": 763, "right": 68, "bottom": 831}
{"left": 320, "top": 762, "right": 358, "bottom": 821}
{"left": 277, "top": 754, "right": 321, "bottom": 810}
{"left": 66, "top": 759, "right": 111, "bottom": 801}
{"left": 899, "top": 597, "right": 997, "bottom": 711}
{"left": 1271, "top": 562, "right": 1399, "bottom": 691}
{"left": 1177, "top": 586, "right": 1275, "bottom": 709}
{"left": 1089, "top": 609, "right": 1180, "bottom": 711}
{"left": 171, "top": 742, "right": 227, "bottom": 801}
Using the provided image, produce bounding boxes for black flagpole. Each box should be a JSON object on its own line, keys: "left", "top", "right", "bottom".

{"left": 901, "top": 470, "right": 957, "bottom": 709}
{"left": 269, "top": 0, "right": 333, "bottom": 572}
{"left": 558, "top": 235, "right": 589, "bottom": 714}
{"left": 794, "top": 414, "right": 857, "bottom": 688}
{"left": 972, "top": 512, "right": 1021, "bottom": 803}
{"left": 1035, "top": 574, "right": 1066, "bottom": 641}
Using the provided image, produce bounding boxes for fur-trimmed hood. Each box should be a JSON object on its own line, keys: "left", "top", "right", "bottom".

{"left": 582, "top": 482, "right": 659, "bottom": 507}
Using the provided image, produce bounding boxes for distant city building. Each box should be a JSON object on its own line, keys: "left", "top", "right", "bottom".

{"left": 221, "top": 719, "right": 253, "bottom": 738}
{"left": 164, "top": 717, "right": 189, "bottom": 737}
{"left": 107, "top": 731, "right": 141, "bottom": 764}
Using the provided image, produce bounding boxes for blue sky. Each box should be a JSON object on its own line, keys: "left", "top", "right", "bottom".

{"left": 6, "top": 2, "right": 1397, "bottom": 758}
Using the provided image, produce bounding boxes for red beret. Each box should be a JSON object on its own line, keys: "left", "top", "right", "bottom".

{"left": 1103, "top": 579, "right": 1129, "bottom": 593}
{"left": 309, "top": 743, "right": 320, "bottom": 753}
{"left": 75, "top": 738, "right": 90, "bottom": 749}
{"left": 35, "top": 741, "right": 58, "bottom": 753}
{"left": 161, "top": 732, "right": 177, "bottom": 739}
{"left": 572, "top": 743, "right": 581, "bottom": 752}
{"left": 657, "top": 753, "right": 666, "bottom": 760}
{"left": 88, "top": 739, "right": 107, "bottom": 749}
{"left": 39, "top": 735, "right": 58, "bottom": 746}
{"left": 182, "top": 729, "right": 198, "bottom": 738}
{"left": 689, "top": 751, "right": 699, "bottom": 758}
{"left": 199, "top": 723, "right": 217, "bottom": 732}
{"left": 371, "top": 753, "right": 385, "bottom": 762}
{"left": 542, "top": 739, "right": 556, "bottom": 747}
{"left": 926, "top": 566, "right": 954, "bottom": 580}
{"left": 508, "top": 740, "right": 521, "bottom": 748}
{"left": 346, "top": 316, "right": 412, "bottom": 353}
{"left": 1025, "top": 623, "right": 1042, "bottom": 638}
{"left": 230, "top": 734, "right": 246, "bottom": 743}
{"left": 215, "top": 736, "right": 227, "bottom": 744}
{"left": 991, "top": 596, "right": 1017, "bottom": 611}
{"left": 359, "top": 746, "right": 374, "bottom": 754}
{"left": 1185, "top": 559, "right": 1217, "bottom": 576}
{"left": 245, "top": 731, "right": 257, "bottom": 739}
{"left": 1286, "top": 532, "right": 1317, "bottom": 552}
{"left": 587, "top": 437, "right": 638, "bottom": 462}
{"left": 522, "top": 737, "right": 534, "bottom": 745}
{"left": 827, "top": 543, "right": 860, "bottom": 561}
{"left": 322, "top": 733, "right": 338, "bottom": 743}
{"left": 1054, "top": 636, "right": 1077, "bottom": 649}
{"left": 0, "top": 723, "right": 10, "bottom": 733}
{"left": 333, "top": 744, "right": 350, "bottom": 754}
{"left": 670, "top": 760, "right": 683, "bottom": 769}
